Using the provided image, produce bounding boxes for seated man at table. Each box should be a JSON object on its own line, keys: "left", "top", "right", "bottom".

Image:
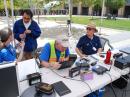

{"left": 0, "top": 28, "right": 24, "bottom": 63}
{"left": 76, "top": 22, "right": 102, "bottom": 58}
{"left": 0, "top": 28, "right": 16, "bottom": 63}
{"left": 76, "top": 23, "right": 104, "bottom": 97}
{"left": 39, "top": 35, "right": 70, "bottom": 69}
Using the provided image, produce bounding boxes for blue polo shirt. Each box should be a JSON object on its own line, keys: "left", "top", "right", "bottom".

{"left": 0, "top": 44, "right": 16, "bottom": 63}
{"left": 76, "top": 35, "right": 102, "bottom": 55}
{"left": 39, "top": 43, "right": 70, "bottom": 62}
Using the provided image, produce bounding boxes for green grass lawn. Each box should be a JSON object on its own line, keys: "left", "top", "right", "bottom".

{"left": 45, "top": 16, "right": 130, "bottom": 31}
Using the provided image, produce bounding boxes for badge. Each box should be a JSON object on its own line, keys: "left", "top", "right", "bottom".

{"left": 93, "top": 47, "right": 97, "bottom": 51}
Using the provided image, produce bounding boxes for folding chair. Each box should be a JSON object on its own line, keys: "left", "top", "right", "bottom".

{"left": 99, "top": 37, "right": 113, "bottom": 51}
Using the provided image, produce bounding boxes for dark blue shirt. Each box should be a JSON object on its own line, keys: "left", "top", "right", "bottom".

{"left": 76, "top": 35, "right": 102, "bottom": 55}
{"left": 13, "top": 19, "right": 41, "bottom": 52}
{"left": 39, "top": 43, "right": 70, "bottom": 62}
{"left": 0, "top": 44, "right": 16, "bottom": 63}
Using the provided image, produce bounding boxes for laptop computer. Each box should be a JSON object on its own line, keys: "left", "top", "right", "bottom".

{"left": 53, "top": 81, "right": 71, "bottom": 96}
{"left": 58, "top": 54, "right": 77, "bottom": 70}
{"left": 120, "top": 46, "right": 130, "bottom": 54}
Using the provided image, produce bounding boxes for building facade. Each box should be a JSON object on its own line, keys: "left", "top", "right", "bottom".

{"left": 72, "top": 0, "right": 130, "bottom": 17}
{"left": 125, "top": 0, "right": 130, "bottom": 17}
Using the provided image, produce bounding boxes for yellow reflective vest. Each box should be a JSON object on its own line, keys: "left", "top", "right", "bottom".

{"left": 49, "top": 40, "right": 65, "bottom": 63}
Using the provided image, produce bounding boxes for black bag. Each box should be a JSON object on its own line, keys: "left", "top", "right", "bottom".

{"left": 112, "top": 75, "right": 129, "bottom": 89}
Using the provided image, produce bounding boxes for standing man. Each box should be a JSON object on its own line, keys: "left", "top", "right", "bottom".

{"left": 76, "top": 22, "right": 102, "bottom": 58}
{"left": 13, "top": 9, "right": 41, "bottom": 60}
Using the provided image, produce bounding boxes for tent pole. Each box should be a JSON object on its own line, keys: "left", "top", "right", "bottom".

{"left": 10, "top": 0, "right": 16, "bottom": 47}
{"left": 4, "top": 0, "right": 10, "bottom": 28}
{"left": 68, "top": 0, "right": 72, "bottom": 36}
{"left": 10, "top": 0, "right": 14, "bottom": 24}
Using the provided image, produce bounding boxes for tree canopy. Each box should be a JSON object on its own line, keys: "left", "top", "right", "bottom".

{"left": 0, "top": 0, "right": 127, "bottom": 12}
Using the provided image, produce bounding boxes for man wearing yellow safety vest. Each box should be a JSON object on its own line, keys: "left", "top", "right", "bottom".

{"left": 39, "top": 35, "right": 70, "bottom": 69}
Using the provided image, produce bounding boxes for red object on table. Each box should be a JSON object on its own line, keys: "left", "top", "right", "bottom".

{"left": 104, "top": 49, "right": 111, "bottom": 64}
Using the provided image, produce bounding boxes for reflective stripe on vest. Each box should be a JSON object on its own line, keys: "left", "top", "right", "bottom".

{"left": 49, "top": 40, "right": 65, "bottom": 63}
{"left": 60, "top": 52, "right": 65, "bottom": 61}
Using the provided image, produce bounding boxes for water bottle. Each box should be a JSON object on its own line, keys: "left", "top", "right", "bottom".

{"left": 104, "top": 49, "right": 111, "bottom": 64}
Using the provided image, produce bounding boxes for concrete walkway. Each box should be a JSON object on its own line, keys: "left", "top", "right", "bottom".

{"left": 0, "top": 16, "right": 130, "bottom": 50}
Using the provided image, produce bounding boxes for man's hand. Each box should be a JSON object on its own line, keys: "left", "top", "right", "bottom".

{"left": 19, "top": 33, "right": 26, "bottom": 39}
{"left": 50, "top": 62, "right": 61, "bottom": 69}
{"left": 59, "top": 57, "right": 69, "bottom": 62}
{"left": 19, "top": 41, "right": 25, "bottom": 47}
{"left": 16, "top": 41, "right": 25, "bottom": 49}
{"left": 25, "top": 29, "right": 31, "bottom": 34}
{"left": 59, "top": 58, "right": 66, "bottom": 62}
{"left": 80, "top": 54, "right": 87, "bottom": 58}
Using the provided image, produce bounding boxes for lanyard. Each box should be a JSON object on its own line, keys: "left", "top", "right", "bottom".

{"left": 89, "top": 40, "right": 97, "bottom": 51}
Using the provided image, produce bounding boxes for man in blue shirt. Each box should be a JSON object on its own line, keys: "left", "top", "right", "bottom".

{"left": 76, "top": 22, "right": 102, "bottom": 58}
{"left": 0, "top": 28, "right": 16, "bottom": 63}
{"left": 76, "top": 23, "right": 103, "bottom": 97}
{"left": 39, "top": 35, "right": 70, "bottom": 69}
{"left": 13, "top": 9, "right": 41, "bottom": 60}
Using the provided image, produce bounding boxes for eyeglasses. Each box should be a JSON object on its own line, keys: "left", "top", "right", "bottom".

{"left": 23, "top": 16, "right": 31, "bottom": 20}
{"left": 86, "top": 27, "right": 95, "bottom": 31}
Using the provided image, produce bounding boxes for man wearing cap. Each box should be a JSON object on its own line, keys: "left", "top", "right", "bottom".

{"left": 76, "top": 22, "right": 102, "bottom": 58}
{"left": 39, "top": 35, "right": 70, "bottom": 69}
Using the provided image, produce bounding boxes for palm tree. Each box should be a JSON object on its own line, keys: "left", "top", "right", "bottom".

{"left": 105, "top": 0, "right": 126, "bottom": 15}
{"left": 73, "top": 0, "right": 87, "bottom": 15}
{"left": 73, "top": 0, "right": 84, "bottom": 15}
{"left": 93, "top": 0, "right": 102, "bottom": 16}
{"left": 117, "top": 0, "right": 126, "bottom": 17}
{"left": 0, "top": 0, "right": 12, "bottom": 9}
{"left": 0, "top": 0, "right": 4, "bottom": 9}
{"left": 86, "top": 0, "right": 95, "bottom": 16}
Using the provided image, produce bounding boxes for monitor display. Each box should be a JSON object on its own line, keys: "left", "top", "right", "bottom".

{"left": 0, "top": 63, "right": 19, "bottom": 97}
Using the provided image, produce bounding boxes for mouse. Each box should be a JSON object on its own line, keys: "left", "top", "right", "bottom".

{"left": 91, "top": 62, "right": 97, "bottom": 66}
{"left": 100, "top": 54, "right": 105, "bottom": 58}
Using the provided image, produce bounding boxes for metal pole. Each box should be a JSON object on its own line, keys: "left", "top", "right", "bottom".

{"left": 68, "top": 0, "right": 72, "bottom": 36}
{"left": 30, "top": 0, "right": 33, "bottom": 11}
{"left": 4, "top": 0, "right": 10, "bottom": 28}
{"left": 36, "top": 0, "right": 40, "bottom": 24}
{"left": 28, "top": 0, "right": 30, "bottom": 8}
{"left": 68, "top": 0, "right": 72, "bottom": 20}
{"left": 10, "top": 0, "right": 14, "bottom": 24}
{"left": 99, "top": 0, "right": 105, "bottom": 34}
{"left": 10, "top": 0, "right": 16, "bottom": 47}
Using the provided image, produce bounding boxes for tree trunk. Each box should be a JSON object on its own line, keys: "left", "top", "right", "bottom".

{"left": 88, "top": 6, "right": 93, "bottom": 16}
{"left": 40, "top": 8, "right": 43, "bottom": 15}
{"left": 77, "top": 2, "right": 82, "bottom": 15}
{"left": 103, "top": 6, "right": 107, "bottom": 16}
{"left": 118, "top": 7, "right": 125, "bottom": 17}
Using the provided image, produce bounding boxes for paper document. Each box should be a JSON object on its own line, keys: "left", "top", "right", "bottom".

{"left": 17, "top": 59, "right": 40, "bottom": 81}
